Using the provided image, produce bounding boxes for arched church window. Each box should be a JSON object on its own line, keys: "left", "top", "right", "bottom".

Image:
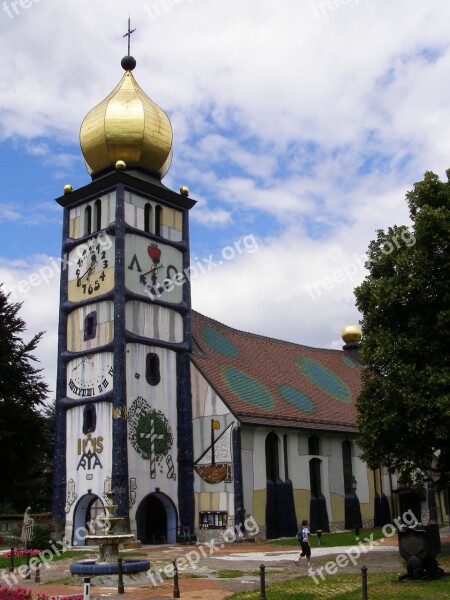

{"left": 342, "top": 440, "right": 353, "bottom": 494}
{"left": 309, "top": 457, "right": 322, "bottom": 498}
{"left": 94, "top": 199, "right": 102, "bottom": 231}
{"left": 84, "top": 205, "right": 92, "bottom": 235}
{"left": 83, "top": 403, "right": 97, "bottom": 434}
{"left": 155, "top": 205, "right": 162, "bottom": 237}
{"left": 308, "top": 435, "right": 320, "bottom": 456}
{"left": 146, "top": 352, "right": 161, "bottom": 386}
{"left": 144, "top": 203, "right": 152, "bottom": 233}
{"left": 265, "top": 431, "right": 279, "bottom": 482}
{"left": 283, "top": 434, "right": 289, "bottom": 480}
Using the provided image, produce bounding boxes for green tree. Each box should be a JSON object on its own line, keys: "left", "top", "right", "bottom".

{"left": 354, "top": 170, "right": 450, "bottom": 486}
{"left": 0, "top": 285, "right": 50, "bottom": 510}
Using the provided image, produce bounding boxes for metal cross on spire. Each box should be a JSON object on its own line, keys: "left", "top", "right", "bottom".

{"left": 123, "top": 16, "right": 136, "bottom": 56}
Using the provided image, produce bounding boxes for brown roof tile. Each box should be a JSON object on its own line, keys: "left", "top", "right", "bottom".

{"left": 190, "top": 311, "right": 362, "bottom": 432}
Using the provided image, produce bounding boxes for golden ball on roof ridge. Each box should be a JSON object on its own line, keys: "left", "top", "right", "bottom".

{"left": 63, "top": 184, "right": 73, "bottom": 194}
{"left": 180, "top": 185, "right": 189, "bottom": 196}
{"left": 342, "top": 325, "right": 362, "bottom": 344}
{"left": 116, "top": 160, "right": 126, "bottom": 170}
{"left": 80, "top": 64, "right": 173, "bottom": 179}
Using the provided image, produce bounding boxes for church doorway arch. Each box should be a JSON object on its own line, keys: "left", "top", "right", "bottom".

{"left": 72, "top": 493, "right": 105, "bottom": 546}
{"left": 136, "top": 492, "right": 177, "bottom": 544}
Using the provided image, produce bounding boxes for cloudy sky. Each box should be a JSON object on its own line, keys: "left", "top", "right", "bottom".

{"left": 1, "top": 0, "right": 450, "bottom": 397}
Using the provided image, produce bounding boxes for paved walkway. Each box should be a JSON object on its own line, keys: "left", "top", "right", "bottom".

{"left": 1, "top": 529, "right": 449, "bottom": 599}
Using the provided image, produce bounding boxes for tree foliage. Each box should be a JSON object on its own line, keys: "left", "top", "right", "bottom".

{"left": 0, "top": 286, "right": 51, "bottom": 511}
{"left": 354, "top": 170, "right": 450, "bottom": 485}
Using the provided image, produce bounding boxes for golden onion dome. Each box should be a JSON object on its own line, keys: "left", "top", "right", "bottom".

{"left": 80, "top": 56, "right": 173, "bottom": 179}
{"left": 341, "top": 325, "right": 362, "bottom": 345}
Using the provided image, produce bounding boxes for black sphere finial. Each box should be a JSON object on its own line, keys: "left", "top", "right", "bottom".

{"left": 121, "top": 55, "right": 137, "bottom": 71}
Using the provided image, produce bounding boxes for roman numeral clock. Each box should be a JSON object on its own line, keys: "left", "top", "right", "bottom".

{"left": 52, "top": 53, "right": 196, "bottom": 546}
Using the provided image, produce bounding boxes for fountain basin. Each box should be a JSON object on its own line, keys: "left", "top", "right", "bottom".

{"left": 70, "top": 558, "right": 150, "bottom": 576}
{"left": 85, "top": 533, "right": 135, "bottom": 563}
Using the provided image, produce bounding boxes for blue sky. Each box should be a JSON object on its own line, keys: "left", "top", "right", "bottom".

{"left": 1, "top": 0, "right": 450, "bottom": 397}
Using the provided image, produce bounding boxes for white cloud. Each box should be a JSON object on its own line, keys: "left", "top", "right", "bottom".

{"left": 0, "top": 256, "right": 60, "bottom": 396}
{"left": 1, "top": 0, "right": 449, "bottom": 395}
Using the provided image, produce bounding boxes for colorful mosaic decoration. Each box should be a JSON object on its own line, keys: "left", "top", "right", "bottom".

{"left": 128, "top": 396, "right": 174, "bottom": 479}
{"left": 278, "top": 383, "right": 314, "bottom": 413}
{"left": 223, "top": 366, "right": 275, "bottom": 410}
{"left": 296, "top": 356, "right": 351, "bottom": 403}
{"left": 342, "top": 356, "right": 356, "bottom": 368}
{"left": 201, "top": 324, "right": 239, "bottom": 358}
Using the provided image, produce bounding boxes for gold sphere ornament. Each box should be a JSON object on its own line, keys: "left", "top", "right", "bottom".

{"left": 63, "top": 184, "right": 73, "bottom": 194}
{"left": 116, "top": 160, "right": 127, "bottom": 170}
{"left": 180, "top": 185, "right": 189, "bottom": 196}
{"left": 341, "top": 325, "right": 362, "bottom": 344}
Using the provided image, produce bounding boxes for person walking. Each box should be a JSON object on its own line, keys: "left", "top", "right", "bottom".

{"left": 294, "top": 519, "right": 312, "bottom": 566}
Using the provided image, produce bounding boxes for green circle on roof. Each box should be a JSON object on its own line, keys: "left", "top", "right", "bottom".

{"left": 297, "top": 356, "right": 351, "bottom": 403}
{"left": 224, "top": 367, "right": 274, "bottom": 411}
{"left": 342, "top": 356, "right": 355, "bottom": 368}
{"left": 201, "top": 324, "right": 238, "bottom": 358}
{"left": 279, "top": 384, "right": 314, "bottom": 414}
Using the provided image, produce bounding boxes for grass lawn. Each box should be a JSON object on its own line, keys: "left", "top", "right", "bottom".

{"left": 227, "top": 571, "right": 450, "bottom": 599}
{"left": 268, "top": 529, "right": 386, "bottom": 548}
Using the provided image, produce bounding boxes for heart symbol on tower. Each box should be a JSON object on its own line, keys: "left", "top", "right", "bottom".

{"left": 147, "top": 245, "right": 161, "bottom": 264}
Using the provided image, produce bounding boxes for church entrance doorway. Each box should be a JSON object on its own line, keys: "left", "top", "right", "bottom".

{"left": 136, "top": 492, "right": 177, "bottom": 544}
{"left": 72, "top": 493, "right": 105, "bottom": 546}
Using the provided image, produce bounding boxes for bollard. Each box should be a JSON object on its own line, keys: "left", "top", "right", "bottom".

{"left": 173, "top": 559, "right": 180, "bottom": 599}
{"left": 9, "top": 547, "right": 14, "bottom": 573}
{"left": 361, "top": 565, "right": 368, "bottom": 600}
{"left": 117, "top": 557, "right": 125, "bottom": 594}
{"left": 83, "top": 576, "right": 91, "bottom": 600}
{"left": 25, "top": 551, "right": 30, "bottom": 580}
{"left": 259, "top": 564, "right": 267, "bottom": 600}
{"left": 34, "top": 559, "right": 41, "bottom": 584}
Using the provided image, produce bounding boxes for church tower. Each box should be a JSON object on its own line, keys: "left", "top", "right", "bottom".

{"left": 52, "top": 52, "right": 196, "bottom": 545}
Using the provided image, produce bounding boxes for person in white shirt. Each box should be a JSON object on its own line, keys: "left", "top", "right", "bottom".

{"left": 294, "top": 519, "right": 312, "bottom": 566}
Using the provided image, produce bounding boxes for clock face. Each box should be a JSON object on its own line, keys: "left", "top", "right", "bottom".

{"left": 68, "top": 237, "right": 115, "bottom": 301}
{"left": 125, "top": 234, "right": 183, "bottom": 303}
{"left": 67, "top": 352, "right": 114, "bottom": 399}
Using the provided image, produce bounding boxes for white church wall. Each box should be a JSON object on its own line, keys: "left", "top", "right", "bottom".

{"left": 126, "top": 343, "right": 179, "bottom": 530}
{"left": 125, "top": 301, "right": 183, "bottom": 343}
{"left": 64, "top": 402, "right": 113, "bottom": 539}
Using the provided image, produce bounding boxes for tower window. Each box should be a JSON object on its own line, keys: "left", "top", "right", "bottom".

{"left": 144, "top": 203, "right": 152, "bottom": 233}
{"left": 155, "top": 205, "right": 162, "bottom": 237}
{"left": 94, "top": 199, "right": 102, "bottom": 231}
{"left": 308, "top": 435, "right": 320, "bottom": 456}
{"left": 83, "top": 403, "right": 97, "bottom": 434}
{"left": 84, "top": 205, "right": 92, "bottom": 235}
{"left": 84, "top": 311, "right": 97, "bottom": 341}
{"left": 146, "top": 352, "right": 161, "bottom": 386}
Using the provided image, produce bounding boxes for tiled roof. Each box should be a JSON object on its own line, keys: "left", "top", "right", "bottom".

{"left": 190, "top": 311, "right": 362, "bottom": 432}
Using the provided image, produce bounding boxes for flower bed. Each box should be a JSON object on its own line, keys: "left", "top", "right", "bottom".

{"left": 0, "top": 588, "right": 98, "bottom": 600}
{"left": 0, "top": 550, "right": 41, "bottom": 559}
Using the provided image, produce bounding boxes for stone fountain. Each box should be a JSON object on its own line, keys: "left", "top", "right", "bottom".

{"left": 70, "top": 491, "right": 150, "bottom": 576}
